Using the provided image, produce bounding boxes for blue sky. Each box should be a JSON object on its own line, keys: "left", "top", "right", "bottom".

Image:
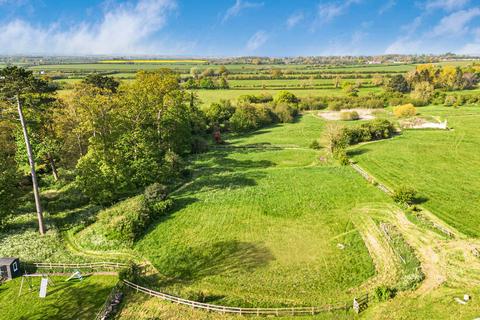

{"left": 0, "top": 0, "right": 479, "bottom": 56}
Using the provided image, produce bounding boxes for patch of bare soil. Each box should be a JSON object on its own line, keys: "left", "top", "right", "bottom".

{"left": 393, "top": 209, "right": 480, "bottom": 295}
{"left": 352, "top": 207, "right": 400, "bottom": 290}
{"left": 318, "top": 108, "right": 377, "bottom": 121}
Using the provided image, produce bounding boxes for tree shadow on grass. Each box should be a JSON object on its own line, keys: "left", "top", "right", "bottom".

{"left": 193, "top": 149, "right": 276, "bottom": 173}
{"left": 347, "top": 148, "right": 370, "bottom": 157}
{"left": 34, "top": 278, "right": 115, "bottom": 320}
{"left": 41, "top": 186, "right": 90, "bottom": 215}
{"left": 179, "top": 171, "right": 265, "bottom": 197}
{"left": 413, "top": 196, "right": 428, "bottom": 205}
{"left": 225, "top": 115, "right": 303, "bottom": 144}
{"left": 145, "top": 240, "right": 274, "bottom": 288}
{"left": 47, "top": 205, "right": 102, "bottom": 232}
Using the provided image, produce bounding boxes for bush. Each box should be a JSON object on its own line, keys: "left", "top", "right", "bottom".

{"left": 98, "top": 196, "right": 146, "bottom": 244}
{"left": 299, "top": 96, "right": 327, "bottom": 110}
{"left": 374, "top": 286, "right": 397, "bottom": 302}
{"left": 119, "top": 262, "right": 141, "bottom": 282}
{"left": 444, "top": 95, "right": 457, "bottom": 106}
{"left": 342, "top": 119, "right": 396, "bottom": 145}
{"left": 340, "top": 111, "right": 360, "bottom": 121}
{"left": 393, "top": 103, "right": 417, "bottom": 118}
{"left": 328, "top": 100, "right": 343, "bottom": 111}
{"left": 385, "top": 75, "right": 410, "bottom": 93}
{"left": 275, "top": 91, "right": 299, "bottom": 104}
{"left": 334, "top": 148, "right": 350, "bottom": 166}
{"left": 410, "top": 81, "right": 434, "bottom": 104}
{"left": 393, "top": 186, "right": 417, "bottom": 206}
{"left": 205, "top": 100, "right": 235, "bottom": 129}
{"left": 230, "top": 105, "right": 260, "bottom": 132}
{"left": 191, "top": 136, "right": 209, "bottom": 154}
{"left": 309, "top": 140, "right": 321, "bottom": 150}
{"left": 273, "top": 103, "right": 295, "bottom": 123}
{"left": 388, "top": 96, "right": 409, "bottom": 107}
{"left": 143, "top": 183, "right": 168, "bottom": 206}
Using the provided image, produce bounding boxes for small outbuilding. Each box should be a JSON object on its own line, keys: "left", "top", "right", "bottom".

{"left": 0, "top": 257, "right": 21, "bottom": 280}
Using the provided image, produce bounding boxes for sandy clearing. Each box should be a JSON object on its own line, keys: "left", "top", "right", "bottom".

{"left": 318, "top": 108, "right": 377, "bottom": 121}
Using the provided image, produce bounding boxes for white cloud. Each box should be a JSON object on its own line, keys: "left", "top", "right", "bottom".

{"left": 459, "top": 27, "right": 480, "bottom": 55}
{"left": 385, "top": 38, "right": 422, "bottom": 54}
{"left": 286, "top": 12, "right": 304, "bottom": 29}
{"left": 316, "top": 0, "right": 360, "bottom": 24}
{"left": 459, "top": 42, "right": 480, "bottom": 55}
{"left": 401, "top": 16, "right": 423, "bottom": 34}
{"left": 430, "top": 8, "right": 480, "bottom": 37}
{"left": 425, "top": 0, "right": 470, "bottom": 11}
{"left": 222, "top": 0, "right": 263, "bottom": 23}
{"left": 246, "top": 30, "right": 268, "bottom": 51}
{"left": 378, "top": 0, "right": 396, "bottom": 14}
{"left": 0, "top": 0, "right": 184, "bottom": 55}
{"left": 474, "top": 27, "right": 480, "bottom": 39}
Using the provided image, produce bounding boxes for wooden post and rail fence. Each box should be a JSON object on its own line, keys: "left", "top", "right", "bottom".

{"left": 23, "top": 261, "right": 370, "bottom": 318}
{"left": 122, "top": 280, "right": 368, "bottom": 316}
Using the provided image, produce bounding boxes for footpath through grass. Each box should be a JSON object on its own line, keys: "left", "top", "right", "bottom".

{"left": 351, "top": 105, "right": 480, "bottom": 237}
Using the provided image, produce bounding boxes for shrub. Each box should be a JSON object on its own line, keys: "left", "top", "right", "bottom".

{"left": 393, "top": 186, "right": 417, "bottom": 206}
{"left": 342, "top": 119, "right": 396, "bottom": 145}
{"left": 275, "top": 91, "right": 299, "bottom": 104}
{"left": 143, "top": 183, "right": 168, "bottom": 207}
{"left": 299, "top": 96, "right": 327, "bottom": 110}
{"left": 388, "top": 96, "right": 409, "bottom": 107}
{"left": 309, "top": 140, "right": 321, "bottom": 150}
{"left": 385, "top": 75, "right": 410, "bottom": 93}
{"left": 334, "top": 148, "right": 350, "bottom": 166}
{"left": 397, "top": 272, "right": 425, "bottom": 291}
{"left": 205, "top": 100, "right": 235, "bottom": 129}
{"left": 273, "top": 103, "right": 294, "bottom": 123}
{"left": 444, "top": 95, "right": 457, "bottom": 106}
{"left": 229, "top": 105, "right": 260, "bottom": 132}
{"left": 340, "top": 111, "right": 360, "bottom": 121}
{"left": 328, "top": 100, "right": 343, "bottom": 111}
{"left": 191, "top": 136, "right": 209, "bottom": 154}
{"left": 118, "top": 262, "right": 141, "bottom": 282}
{"left": 343, "top": 83, "right": 359, "bottom": 97}
{"left": 363, "top": 98, "right": 385, "bottom": 109}
{"left": 99, "top": 196, "right": 146, "bottom": 244}
{"left": 198, "top": 77, "right": 216, "bottom": 89}
{"left": 374, "top": 286, "right": 397, "bottom": 302}
{"left": 257, "top": 92, "right": 274, "bottom": 103}
{"left": 393, "top": 103, "right": 417, "bottom": 118}
{"left": 410, "top": 81, "right": 434, "bottom": 104}
{"left": 254, "top": 104, "right": 274, "bottom": 126}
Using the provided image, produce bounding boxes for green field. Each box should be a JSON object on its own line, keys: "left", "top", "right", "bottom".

{"left": 0, "top": 275, "right": 117, "bottom": 320}
{"left": 127, "top": 114, "right": 392, "bottom": 307}
{"left": 351, "top": 105, "right": 480, "bottom": 236}
{"left": 195, "top": 87, "right": 382, "bottom": 107}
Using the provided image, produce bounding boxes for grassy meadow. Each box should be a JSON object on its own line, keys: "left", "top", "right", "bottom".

{"left": 194, "top": 87, "right": 382, "bottom": 107}
{"left": 351, "top": 105, "right": 480, "bottom": 236}
{"left": 128, "top": 114, "right": 393, "bottom": 307}
{"left": 0, "top": 275, "right": 117, "bottom": 320}
{"left": 2, "top": 59, "right": 480, "bottom": 319}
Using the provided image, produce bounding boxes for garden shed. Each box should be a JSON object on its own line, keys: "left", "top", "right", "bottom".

{"left": 0, "top": 257, "right": 21, "bottom": 280}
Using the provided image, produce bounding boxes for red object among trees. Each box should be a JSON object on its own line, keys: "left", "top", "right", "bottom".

{"left": 213, "top": 130, "right": 222, "bottom": 144}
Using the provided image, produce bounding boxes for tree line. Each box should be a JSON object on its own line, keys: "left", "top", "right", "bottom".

{"left": 0, "top": 68, "right": 206, "bottom": 233}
